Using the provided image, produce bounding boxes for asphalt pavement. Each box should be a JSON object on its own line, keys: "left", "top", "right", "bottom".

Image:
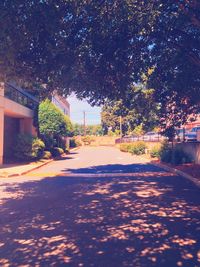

{"left": 0, "top": 146, "right": 199, "bottom": 267}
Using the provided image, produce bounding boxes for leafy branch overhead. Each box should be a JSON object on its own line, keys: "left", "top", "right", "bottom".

{"left": 0, "top": 0, "right": 199, "bottom": 127}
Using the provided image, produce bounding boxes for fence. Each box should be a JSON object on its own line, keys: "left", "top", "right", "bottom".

{"left": 4, "top": 83, "right": 38, "bottom": 110}
{"left": 176, "top": 142, "right": 200, "bottom": 164}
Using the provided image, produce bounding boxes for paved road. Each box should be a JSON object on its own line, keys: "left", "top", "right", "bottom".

{"left": 30, "top": 146, "right": 153, "bottom": 176}
{"left": 0, "top": 146, "right": 199, "bottom": 267}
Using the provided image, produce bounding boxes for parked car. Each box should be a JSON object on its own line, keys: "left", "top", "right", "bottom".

{"left": 122, "top": 135, "right": 138, "bottom": 142}
{"left": 115, "top": 134, "right": 138, "bottom": 144}
{"left": 185, "top": 126, "right": 200, "bottom": 142}
{"left": 142, "top": 132, "right": 161, "bottom": 142}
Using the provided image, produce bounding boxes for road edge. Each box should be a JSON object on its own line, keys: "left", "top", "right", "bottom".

{"left": 150, "top": 161, "right": 200, "bottom": 189}
{"left": 0, "top": 147, "right": 81, "bottom": 178}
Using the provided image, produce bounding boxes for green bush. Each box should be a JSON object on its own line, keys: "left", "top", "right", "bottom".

{"left": 70, "top": 138, "right": 82, "bottom": 148}
{"left": 56, "top": 136, "right": 67, "bottom": 151}
{"left": 41, "top": 135, "right": 55, "bottom": 150}
{"left": 160, "top": 143, "right": 193, "bottom": 164}
{"left": 129, "top": 141, "right": 147, "bottom": 155}
{"left": 32, "top": 138, "right": 45, "bottom": 159}
{"left": 120, "top": 142, "right": 147, "bottom": 155}
{"left": 69, "top": 139, "right": 76, "bottom": 148}
{"left": 119, "top": 143, "right": 132, "bottom": 152}
{"left": 160, "top": 143, "right": 172, "bottom": 163}
{"left": 65, "top": 145, "right": 70, "bottom": 153}
{"left": 51, "top": 147, "right": 64, "bottom": 157}
{"left": 81, "top": 135, "right": 94, "bottom": 145}
{"left": 150, "top": 145, "right": 161, "bottom": 158}
{"left": 14, "top": 134, "right": 45, "bottom": 161}
{"left": 75, "top": 139, "right": 82, "bottom": 147}
{"left": 42, "top": 151, "right": 52, "bottom": 159}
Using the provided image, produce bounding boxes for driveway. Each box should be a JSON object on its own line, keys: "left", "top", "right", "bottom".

{"left": 0, "top": 146, "right": 199, "bottom": 267}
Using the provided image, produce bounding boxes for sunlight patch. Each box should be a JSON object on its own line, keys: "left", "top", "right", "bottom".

{"left": 171, "top": 236, "right": 196, "bottom": 246}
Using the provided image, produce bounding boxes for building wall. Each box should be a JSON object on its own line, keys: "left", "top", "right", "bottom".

{"left": 52, "top": 94, "right": 70, "bottom": 117}
{"left": 3, "top": 116, "right": 20, "bottom": 159}
{"left": 0, "top": 83, "right": 35, "bottom": 165}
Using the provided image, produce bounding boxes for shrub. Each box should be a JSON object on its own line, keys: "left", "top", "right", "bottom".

{"left": 160, "top": 143, "right": 173, "bottom": 163}
{"left": 119, "top": 143, "right": 132, "bottom": 152}
{"left": 57, "top": 136, "right": 65, "bottom": 150}
{"left": 160, "top": 142, "right": 193, "bottom": 164}
{"left": 42, "top": 151, "right": 52, "bottom": 159}
{"left": 51, "top": 147, "right": 64, "bottom": 157}
{"left": 32, "top": 138, "right": 45, "bottom": 159}
{"left": 70, "top": 138, "right": 82, "bottom": 148}
{"left": 14, "top": 134, "right": 45, "bottom": 161}
{"left": 65, "top": 145, "right": 70, "bottom": 153}
{"left": 69, "top": 139, "right": 76, "bottom": 148}
{"left": 81, "top": 135, "right": 94, "bottom": 145}
{"left": 41, "top": 135, "right": 55, "bottom": 150}
{"left": 129, "top": 141, "right": 147, "bottom": 155}
{"left": 120, "top": 142, "right": 147, "bottom": 155}
{"left": 150, "top": 145, "right": 161, "bottom": 158}
{"left": 75, "top": 139, "right": 82, "bottom": 147}
{"left": 14, "top": 134, "right": 33, "bottom": 160}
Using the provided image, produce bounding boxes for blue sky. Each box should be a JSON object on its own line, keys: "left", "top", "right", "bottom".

{"left": 67, "top": 94, "right": 101, "bottom": 125}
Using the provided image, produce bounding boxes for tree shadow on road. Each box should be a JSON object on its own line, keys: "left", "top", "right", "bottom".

{"left": 62, "top": 163, "right": 166, "bottom": 174}
{"left": 0, "top": 165, "right": 200, "bottom": 266}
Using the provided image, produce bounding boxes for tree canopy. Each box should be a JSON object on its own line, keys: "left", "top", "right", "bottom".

{"left": 1, "top": 0, "right": 199, "bottom": 126}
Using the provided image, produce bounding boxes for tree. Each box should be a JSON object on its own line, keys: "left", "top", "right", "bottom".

{"left": 86, "top": 125, "right": 103, "bottom": 136}
{"left": 146, "top": 0, "right": 200, "bottom": 133}
{"left": 0, "top": 0, "right": 143, "bottom": 99}
{"left": 101, "top": 84, "right": 159, "bottom": 135}
{"left": 38, "top": 99, "right": 73, "bottom": 147}
{"left": 64, "top": 115, "right": 73, "bottom": 137}
{"left": 0, "top": 0, "right": 199, "bottom": 129}
{"left": 73, "top": 123, "right": 103, "bottom": 136}
{"left": 73, "top": 123, "right": 84, "bottom": 136}
{"left": 101, "top": 103, "right": 121, "bottom": 135}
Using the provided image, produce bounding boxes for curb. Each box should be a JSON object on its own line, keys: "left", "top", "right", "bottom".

{"left": 70, "top": 147, "right": 80, "bottom": 152}
{"left": 130, "top": 153, "right": 200, "bottom": 189}
{"left": 120, "top": 150, "right": 200, "bottom": 189}
{"left": 0, "top": 148, "right": 80, "bottom": 178}
{"left": 151, "top": 161, "right": 200, "bottom": 189}
{"left": 117, "top": 148, "right": 200, "bottom": 189}
{"left": 0, "top": 159, "right": 53, "bottom": 178}
{"left": 20, "top": 159, "right": 54, "bottom": 177}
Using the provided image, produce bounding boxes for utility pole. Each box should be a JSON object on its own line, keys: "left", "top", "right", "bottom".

{"left": 120, "top": 115, "right": 122, "bottom": 138}
{"left": 83, "top": 111, "right": 86, "bottom": 136}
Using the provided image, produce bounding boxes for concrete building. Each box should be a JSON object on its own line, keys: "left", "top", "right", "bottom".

{"left": 51, "top": 93, "right": 70, "bottom": 117}
{"left": 0, "top": 82, "right": 38, "bottom": 164}
{"left": 0, "top": 83, "right": 71, "bottom": 165}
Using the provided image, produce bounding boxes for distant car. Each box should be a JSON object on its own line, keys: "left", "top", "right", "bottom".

{"left": 122, "top": 135, "right": 138, "bottom": 142}
{"left": 142, "top": 132, "right": 161, "bottom": 141}
{"left": 185, "top": 126, "right": 200, "bottom": 142}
